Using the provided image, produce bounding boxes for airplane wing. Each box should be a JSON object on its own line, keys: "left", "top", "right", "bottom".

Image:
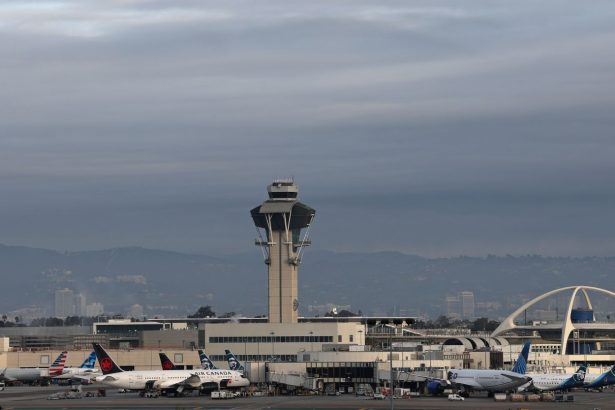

{"left": 70, "top": 373, "right": 99, "bottom": 383}
{"left": 452, "top": 378, "right": 483, "bottom": 389}
{"left": 158, "top": 374, "right": 202, "bottom": 390}
{"left": 503, "top": 373, "right": 532, "bottom": 383}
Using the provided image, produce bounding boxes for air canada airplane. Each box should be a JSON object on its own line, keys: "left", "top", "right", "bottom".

{"left": 583, "top": 364, "right": 615, "bottom": 389}
{"left": 527, "top": 363, "right": 587, "bottom": 392}
{"left": 198, "top": 349, "right": 217, "bottom": 370}
{"left": 225, "top": 349, "right": 245, "bottom": 372}
{"left": 428, "top": 342, "right": 532, "bottom": 397}
{"left": 92, "top": 343, "right": 249, "bottom": 395}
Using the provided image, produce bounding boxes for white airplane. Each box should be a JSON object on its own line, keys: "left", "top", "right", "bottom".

{"left": 54, "top": 352, "right": 100, "bottom": 382}
{"left": 526, "top": 363, "right": 587, "bottom": 392}
{"left": 428, "top": 342, "right": 532, "bottom": 397}
{"left": 0, "top": 351, "right": 67, "bottom": 384}
{"left": 583, "top": 364, "right": 615, "bottom": 390}
{"left": 92, "top": 343, "right": 249, "bottom": 395}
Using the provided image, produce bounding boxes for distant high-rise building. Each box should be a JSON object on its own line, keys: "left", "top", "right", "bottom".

{"left": 86, "top": 303, "right": 104, "bottom": 317}
{"left": 446, "top": 295, "right": 461, "bottom": 318}
{"left": 461, "top": 291, "right": 475, "bottom": 319}
{"left": 54, "top": 288, "right": 75, "bottom": 318}
{"left": 75, "top": 293, "right": 87, "bottom": 316}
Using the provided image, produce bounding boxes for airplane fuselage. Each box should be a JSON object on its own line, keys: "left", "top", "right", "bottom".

{"left": 95, "top": 369, "right": 249, "bottom": 391}
{"left": 0, "top": 368, "right": 44, "bottom": 383}
{"left": 529, "top": 373, "right": 582, "bottom": 391}
{"left": 449, "top": 369, "right": 531, "bottom": 392}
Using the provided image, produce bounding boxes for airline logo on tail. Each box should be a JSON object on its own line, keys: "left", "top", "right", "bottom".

{"left": 92, "top": 343, "right": 124, "bottom": 375}
{"left": 511, "top": 341, "right": 531, "bottom": 374}
{"left": 225, "top": 349, "right": 244, "bottom": 372}
{"left": 573, "top": 366, "right": 587, "bottom": 382}
{"left": 80, "top": 352, "right": 97, "bottom": 369}
{"left": 159, "top": 353, "right": 177, "bottom": 370}
{"left": 198, "top": 350, "right": 217, "bottom": 370}
{"left": 49, "top": 351, "right": 68, "bottom": 377}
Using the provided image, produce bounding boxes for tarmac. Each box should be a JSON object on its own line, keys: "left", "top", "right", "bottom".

{"left": 2, "top": 386, "right": 615, "bottom": 409}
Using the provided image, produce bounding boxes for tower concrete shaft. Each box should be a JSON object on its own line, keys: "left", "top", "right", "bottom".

{"left": 251, "top": 179, "right": 315, "bottom": 323}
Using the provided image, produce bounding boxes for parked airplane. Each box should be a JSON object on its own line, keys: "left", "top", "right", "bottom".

{"left": 427, "top": 342, "right": 532, "bottom": 396}
{"left": 0, "top": 351, "right": 67, "bottom": 384}
{"left": 198, "top": 349, "right": 217, "bottom": 370}
{"left": 55, "top": 352, "right": 100, "bottom": 381}
{"left": 583, "top": 364, "right": 615, "bottom": 390}
{"left": 526, "top": 363, "right": 587, "bottom": 392}
{"left": 225, "top": 349, "right": 245, "bottom": 372}
{"left": 93, "top": 343, "right": 249, "bottom": 395}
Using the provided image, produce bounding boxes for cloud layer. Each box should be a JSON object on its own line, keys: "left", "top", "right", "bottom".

{"left": 1, "top": 1, "right": 615, "bottom": 256}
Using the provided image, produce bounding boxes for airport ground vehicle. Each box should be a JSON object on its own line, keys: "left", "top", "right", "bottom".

{"left": 448, "top": 393, "right": 465, "bottom": 401}
{"left": 0, "top": 381, "right": 5, "bottom": 391}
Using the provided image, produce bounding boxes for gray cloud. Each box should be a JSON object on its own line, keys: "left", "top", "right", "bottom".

{"left": 1, "top": 1, "right": 615, "bottom": 256}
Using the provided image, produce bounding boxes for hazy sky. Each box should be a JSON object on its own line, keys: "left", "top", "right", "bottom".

{"left": 1, "top": 0, "right": 615, "bottom": 257}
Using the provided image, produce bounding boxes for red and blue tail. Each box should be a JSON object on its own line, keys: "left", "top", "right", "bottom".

{"left": 49, "top": 351, "right": 68, "bottom": 377}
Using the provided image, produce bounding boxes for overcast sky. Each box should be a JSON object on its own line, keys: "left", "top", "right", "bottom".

{"left": 1, "top": 0, "right": 615, "bottom": 257}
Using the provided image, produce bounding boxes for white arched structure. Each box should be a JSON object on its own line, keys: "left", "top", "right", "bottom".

{"left": 491, "top": 286, "right": 615, "bottom": 355}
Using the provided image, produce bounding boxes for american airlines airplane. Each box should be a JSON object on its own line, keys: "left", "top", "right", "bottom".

{"left": 92, "top": 343, "right": 249, "bottom": 395}
{"left": 526, "top": 363, "right": 587, "bottom": 392}
{"left": 428, "top": 342, "right": 532, "bottom": 397}
{"left": 0, "top": 351, "right": 67, "bottom": 384}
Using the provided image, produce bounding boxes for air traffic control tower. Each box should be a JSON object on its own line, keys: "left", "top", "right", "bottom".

{"left": 251, "top": 179, "right": 315, "bottom": 323}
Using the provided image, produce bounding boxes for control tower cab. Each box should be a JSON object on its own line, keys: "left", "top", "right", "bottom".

{"left": 251, "top": 179, "right": 315, "bottom": 323}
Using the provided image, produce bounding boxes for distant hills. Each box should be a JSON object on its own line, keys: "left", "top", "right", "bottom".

{"left": 1, "top": 243, "right": 615, "bottom": 319}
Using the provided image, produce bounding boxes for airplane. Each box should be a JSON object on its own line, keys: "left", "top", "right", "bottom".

{"left": 198, "top": 349, "right": 218, "bottom": 370}
{"left": 583, "top": 364, "right": 615, "bottom": 390}
{"left": 525, "top": 363, "right": 587, "bottom": 392}
{"left": 54, "top": 352, "right": 100, "bottom": 381}
{"left": 225, "top": 349, "right": 245, "bottom": 372}
{"left": 92, "top": 343, "right": 249, "bottom": 396}
{"left": 427, "top": 341, "right": 532, "bottom": 397}
{"left": 0, "top": 351, "right": 67, "bottom": 384}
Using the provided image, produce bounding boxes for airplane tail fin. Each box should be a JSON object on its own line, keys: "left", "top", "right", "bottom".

{"left": 198, "top": 349, "right": 218, "bottom": 370}
{"left": 574, "top": 363, "right": 588, "bottom": 382}
{"left": 511, "top": 341, "right": 531, "bottom": 374}
{"left": 49, "top": 351, "right": 68, "bottom": 377}
{"left": 92, "top": 343, "right": 123, "bottom": 375}
{"left": 79, "top": 352, "right": 97, "bottom": 369}
{"left": 225, "top": 349, "right": 245, "bottom": 372}
{"left": 159, "top": 352, "right": 179, "bottom": 370}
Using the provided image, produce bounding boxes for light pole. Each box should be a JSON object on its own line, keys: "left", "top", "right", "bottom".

{"left": 389, "top": 332, "right": 394, "bottom": 410}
